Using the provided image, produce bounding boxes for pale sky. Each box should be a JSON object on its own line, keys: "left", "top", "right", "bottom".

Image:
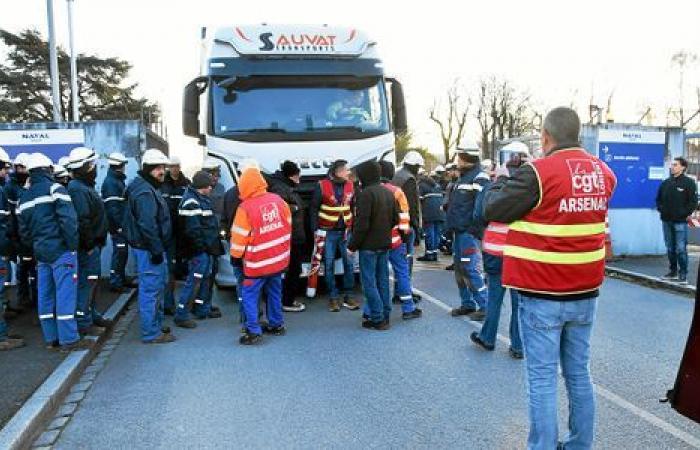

{"left": 3, "top": 0, "right": 700, "bottom": 168}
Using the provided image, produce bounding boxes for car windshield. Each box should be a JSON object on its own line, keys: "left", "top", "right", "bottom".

{"left": 211, "top": 76, "right": 390, "bottom": 140}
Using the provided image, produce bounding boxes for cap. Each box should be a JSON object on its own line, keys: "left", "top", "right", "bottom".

{"left": 191, "top": 170, "right": 214, "bottom": 189}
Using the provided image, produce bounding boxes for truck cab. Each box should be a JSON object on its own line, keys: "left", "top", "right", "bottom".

{"left": 182, "top": 24, "right": 407, "bottom": 286}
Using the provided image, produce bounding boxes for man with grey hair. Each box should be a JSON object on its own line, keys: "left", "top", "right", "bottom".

{"left": 484, "top": 106, "right": 616, "bottom": 449}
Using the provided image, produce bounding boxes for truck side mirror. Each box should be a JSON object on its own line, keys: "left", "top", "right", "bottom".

{"left": 183, "top": 77, "right": 208, "bottom": 138}
{"left": 388, "top": 78, "right": 408, "bottom": 136}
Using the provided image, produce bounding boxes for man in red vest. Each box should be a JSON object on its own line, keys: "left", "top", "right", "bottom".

{"left": 309, "top": 159, "right": 359, "bottom": 312}
{"left": 485, "top": 107, "right": 616, "bottom": 449}
{"left": 230, "top": 161, "right": 292, "bottom": 346}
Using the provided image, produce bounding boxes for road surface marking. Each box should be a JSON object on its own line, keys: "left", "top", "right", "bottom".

{"left": 413, "top": 286, "right": 700, "bottom": 449}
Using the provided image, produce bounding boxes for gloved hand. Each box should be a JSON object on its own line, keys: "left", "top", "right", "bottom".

{"left": 150, "top": 253, "right": 164, "bottom": 265}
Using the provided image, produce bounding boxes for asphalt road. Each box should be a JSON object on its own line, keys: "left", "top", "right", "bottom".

{"left": 53, "top": 264, "right": 700, "bottom": 449}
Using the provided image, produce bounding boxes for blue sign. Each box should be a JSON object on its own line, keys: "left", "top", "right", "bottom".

{"left": 0, "top": 129, "right": 85, "bottom": 163}
{"left": 598, "top": 129, "right": 666, "bottom": 209}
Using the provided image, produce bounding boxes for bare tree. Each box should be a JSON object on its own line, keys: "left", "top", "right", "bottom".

{"left": 671, "top": 50, "right": 698, "bottom": 126}
{"left": 429, "top": 80, "right": 470, "bottom": 163}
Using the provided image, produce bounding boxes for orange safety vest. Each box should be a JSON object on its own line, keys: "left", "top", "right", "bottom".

{"left": 502, "top": 148, "right": 616, "bottom": 295}
{"left": 318, "top": 179, "right": 354, "bottom": 229}
{"left": 239, "top": 192, "right": 292, "bottom": 278}
{"left": 482, "top": 222, "right": 509, "bottom": 257}
{"left": 382, "top": 182, "right": 411, "bottom": 249}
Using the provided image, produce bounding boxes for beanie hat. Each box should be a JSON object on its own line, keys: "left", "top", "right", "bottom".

{"left": 192, "top": 170, "right": 213, "bottom": 189}
{"left": 281, "top": 160, "right": 300, "bottom": 178}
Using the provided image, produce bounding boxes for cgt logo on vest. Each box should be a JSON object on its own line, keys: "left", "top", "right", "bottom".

{"left": 566, "top": 159, "right": 606, "bottom": 197}
{"left": 260, "top": 203, "right": 283, "bottom": 235}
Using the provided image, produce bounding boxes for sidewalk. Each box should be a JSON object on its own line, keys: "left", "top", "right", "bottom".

{"left": 606, "top": 247, "right": 700, "bottom": 293}
{"left": 0, "top": 280, "right": 122, "bottom": 428}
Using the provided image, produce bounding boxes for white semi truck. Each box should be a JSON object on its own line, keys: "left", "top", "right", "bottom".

{"left": 182, "top": 24, "right": 407, "bottom": 286}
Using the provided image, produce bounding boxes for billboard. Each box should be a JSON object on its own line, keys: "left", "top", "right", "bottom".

{"left": 0, "top": 128, "right": 85, "bottom": 162}
{"left": 598, "top": 129, "right": 666, "bottom": 209}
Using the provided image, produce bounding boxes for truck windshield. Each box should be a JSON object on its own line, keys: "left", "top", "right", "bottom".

{"left": 211, "top": 76, "right": 390, "bottom": 141}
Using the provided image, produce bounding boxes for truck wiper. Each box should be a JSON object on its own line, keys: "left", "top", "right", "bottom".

{"left": 225, "top": 128, "right": 287, "bottom": 133}
{"left": 306, "top": 126, "right": 365, "bottom": 132}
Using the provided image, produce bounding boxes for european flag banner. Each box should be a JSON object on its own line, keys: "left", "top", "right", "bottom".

{"left": 0, "top": 129, "right": 85, "bottom": 163}
{"left": 598, "top": 129, "right": 666, "bottom": 209}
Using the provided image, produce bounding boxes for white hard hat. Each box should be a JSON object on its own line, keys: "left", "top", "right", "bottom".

{"left": 455, "top": 140, "right": 480, "bottom": 157}
{"left": 168, "top": 155, "right": 182, "bottom": 166}
{"left": 53, "top": 164, "right": 69, "bottom": 178}
{"left": 66, "top": 146, "right": 98, "bottom": 170}
{"left": 445, "top": 162, "right": 457, "bottom": 171}
{"left": 26, "top": 153, "right": 53, "bottom": 171}
{"left": 57, "top": 156, "right": 70, "bottom": 167}
{"left": 501, "top": 141, "right": 530, "bottom": 155}
{"left": 14, "top": 152, "right": 30, "bottom": 167}
{"left": 141, "top": 149, "right": 170, "bottom": 167}
{"left": 402, "top": 150, "right": 424, "bottom": 166}
{"left": 107, "top": 152, "right": 128, "bottom": 166}
{"left": 0, "top": 147, "right": 10, "bottom": 165}
{"left": 202, "top": 157, "right": 220, "bottom": 170}
{"left": 434, "top": 165, "right": 445, "bottom": 173}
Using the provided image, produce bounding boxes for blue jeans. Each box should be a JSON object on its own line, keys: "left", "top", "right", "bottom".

{"left": 0, "top": 258, "right": 8, "bottom": 341}
{"left": 77, "top": 248, "right": 102, "bottom": 330}
{"left": 389, "top": 243, "right": 416, "bottom": 313}
{"left": 37, "top": 252, "right": 79, "bottom": 346}
{"left": 453, "top": 231, "right": 487, "bottom": 309}
{"left": 478, "top": 271, "right": 522, "bottom": 352}
{"left": 175, "top": 253, "right": 212, "bottom": 321}
{"left": 520, "top": 295, "right": 597, "bottom": 450}
{"left": 662, "top": 221, "right": 688, "bottom": 276}
{"left": 359, "top": 250, "right": 391, "bottom": 323}
{"left": 134, "top": 249, "right": 167, "bottom": 342}
{"left": 109, "top": 233, "right": 128, "bottom": 288}
{"left": 241, "top": 274, "right": 283, "bottom": 335}
{"left": 424, "top": 222, "right": 442, "bottom": 254}
{"left": 323, "top": 229, "right": 354, "bottom": 299}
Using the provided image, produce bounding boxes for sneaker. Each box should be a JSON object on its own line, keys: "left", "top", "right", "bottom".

{"left": 239, "top": 333, "right": 262, "bottom": 345}
{"left": 469, "top": 309, "right": 486, "bottom": 322}
{"left": 60, "top": 338, "right": 93, "bottom": 353}
{"left": 402, "top": 308, "right": 423, "bottom": 320}
{"left": 470, "top": 332, "right": 495, "bottom": 351}
{"left": 343, "top": 297, "right": 360, "bottom": 310}
{"left": 93, "top": 316, "right": 113, "bottom": 328}
{"left": 445, "top": 263, "right": 455, "bottom": 271}
{"left": 662, "top": 271, "right": 678, "bottom": 280}
{"left": 329, "top": 299, "right": 341, "bottom": 312}
{"left": 208, "top": 309, "right": 222, "bottom": 319}
{"left": 0, "top": 338, "right": 25, "bottom": 351}
{"left": 146, "top": 333, "right": 176, "bottom": 344}
{"left": 262, "top": 324, "right": 287, "bottom": 336}
{"left": 174, "top": 319, "right": 197, "bottom": 329}
{"left": 164, "top": 307, "right": 176, "bottom": 316}
{"left": 361, "top": 319, "right": 390, "bottom": 330}
{"left": 678, "top": 275, "right": 688, "bottom": 284}
{"left": 282, "top": 301, "right": 306, "bottom": 313}
{"left": 450, "top": 305, "right": 476, "bottom": 317}
{"left": 509, "top": 348, "right": 524, "bottom": 359}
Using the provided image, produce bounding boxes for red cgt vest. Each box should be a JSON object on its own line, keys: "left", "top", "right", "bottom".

{"left": 482, "top": 222, "right": 509, "bottom": 257}
{"left": 502, "top": 148, "right": 616, "bottom": 295}
{"left": 240, "top": 192, "right": 292, "bottom": 278}
{"left": 318, "top": 179, "right": 354, "bottom": 229}
{"left": 382, "top": 182, "right": 410, "bottom": 249}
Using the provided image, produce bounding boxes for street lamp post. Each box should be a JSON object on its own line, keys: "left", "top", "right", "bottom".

{"left": 46, "top": 0, "right": 62, "bottom": 122}
{"left": 66, "top": 0, "right": 79, "bottom": 122}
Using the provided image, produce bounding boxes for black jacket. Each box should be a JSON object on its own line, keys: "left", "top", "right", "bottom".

{"left": 161, "top": 172, "right": 190, "bottom": 246}
{"left": 348, "top": 160, "right": 398, "bottom": 251}
{"left": 266, "top": 171, "right": 306, "bottom": 244}
{"left": 67, "top": 176, "right": 109, "bottom": 251}
{"left": 222, "top": 186, "right": 240, "bottom": 240}
{"left": 418, "top": 175, "right": 446, "bottom": 223}
{"left": 101, "top": 168, "right": 127, "bottom": 235}
{"left": 656, "top": 174, "right": 697, "bottom": 222}
{"left": 392, "top": 166, "right": 421, "bottom": 231}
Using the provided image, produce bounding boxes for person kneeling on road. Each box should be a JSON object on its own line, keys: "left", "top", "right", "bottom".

{"left": 174, "top": 171, "right": 224, "bottom": 328}
{"left": 348, "top": 160, "right": 399, "bottom": 330}
{"left": 230, "top": 161, "right": 292, "bottom": 345}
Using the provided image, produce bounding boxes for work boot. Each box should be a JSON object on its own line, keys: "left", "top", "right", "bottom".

{"left": 328, "top": 299, "right": 341, "bottom": 312}
{"left": 662, "top": 271, "right": 678, "bottom": 280}
{"left": 262, "top": 324, "right": 287, "bottom": 336}
{"left": 343, "top": 296, "right": 360, "bottom": 310}
{"left": 163, "top": 306, "right": 176, "bottom": 316}
{"left": 0, "top": 337, "right": 25, "bottom": 351}
{"left": 450, "top": 305, "right": 476, "bottom": 317}
{"left": 402, "top": 308, "right": 423, "bottom": 320}
{"left": 416, "top": 254, "right": 432, "bottom": 262}
{"left": 412, "top": 293, "right": 422, "bottom": 303}
{"left": 147, "top": 333, "right": 176, "bottom": 344}
{"left": 445, "top": 263, "right": 454, "bottom": 271}
{"left": 93, "top": 316, "right": 113, "bottom": 328}
{"left": 469, "top": 309, "right": 486, "bottom": 322}
{"left": 161, "top": 326, "right": 172, "bottom": 334}
{"left": 60, "top": 338, "right": 93, "bottom": 353}
{"left": 239, "top": 332, "right": 262, "bottom": 345}
{"left": 470, "top": 332, "right": 495, "bottom": 351}
{"left": 210, "top": 305, "right": 221, "bottom": 313}
{"left": 207, "top": 309, "right": 222, "bottom": 319}
{"left": 509, "top": 347, "right": 524, "bottom": 360}
{"left": 361, "top": 319, "right": 390, "bottom": 330}
{"left": 174, "top": 318, "right": 197, "bottom": 329}
{"left": 45, "top": 340, "right": 60, "bottom": 351}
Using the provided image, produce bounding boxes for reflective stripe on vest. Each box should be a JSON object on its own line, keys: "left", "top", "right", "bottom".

{"left": 240, "top": 192, "right": 292, "bottom": 278}
{"left": 318, "top": 179, "right": 353, "bottom": 228}
{"left": 482, "top": 222, "right": 509, "bottom": 256}
{"left": 502, "top": 149, "right": 616, "bottom": 295}
{"left": 383, "top": 182, "right": 409, "bottom": 249}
